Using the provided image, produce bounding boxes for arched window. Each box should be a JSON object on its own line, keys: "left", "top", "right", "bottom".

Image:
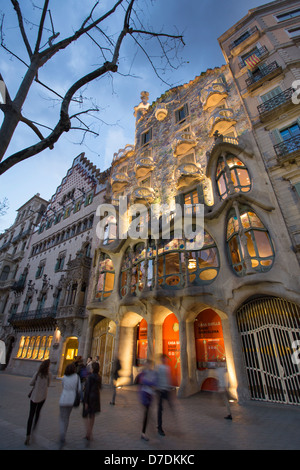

{"left": 216, "top": 154, "right": 251, "bottom": 200}
{"left": 0, "top": 265, "right": 10, "bottom": 281}
{"left": 186, "top": 231, "right": 219, "bottom": 284}
{"left": 226, "top": 206, "right": 274, "bottom": 276}
{"left": 96, "top": 253, "right": 115, "bottom": 301}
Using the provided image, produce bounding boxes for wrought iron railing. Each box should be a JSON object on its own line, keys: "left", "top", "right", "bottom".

{"left": 229, "top": 26, "right": 259, "bottom": 51}
{"left": 9, "top": 307, "right": 57, "bottom": 323}
{"left": 258, "top": 88, "right": 294, "bottom": 115}
{"left": 239, "top": 45, "right": 268, "bottom": 69}
{"left": 245, "top": 61, "right": 280, "bottom": 87}
{"left": 274, "top": 134, "right": 300, "bottom": 158}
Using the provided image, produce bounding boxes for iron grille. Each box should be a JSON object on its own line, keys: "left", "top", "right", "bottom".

{"left": 257, "top": 88, "right": 294, "bottom": 115}
{"left": 237, "top": 297, "right": 300, "bottom": 405}
{"left": 245, "top": 61, "right": 280, "bottom": 87}
{"left": 274, "top": 135, "right": 300, "bottom": 158}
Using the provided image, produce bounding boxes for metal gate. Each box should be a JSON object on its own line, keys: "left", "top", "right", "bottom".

{"left": 237, "top": 297, "right": 300, "bottom": 405}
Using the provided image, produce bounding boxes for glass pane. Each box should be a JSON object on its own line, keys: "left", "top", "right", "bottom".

{"left": 199, "top": 269, "right": 218, "bottom": 281}
{"left": 104, "top": 272, "right": 115, "bottom": 292}
{"left": 217, "top": 175, "right": 227, "bottom": 198}
{"left": 198, "top": 248, "right": 218, "bottom": 267}
{"left": 229, "top": 236, "right": 242, "bottom": 265}
{"left": 245, "top": 231, "right": 256, "bottom": 257}
{"left": 254, "top": 230, "right": 273, "bottom": 258}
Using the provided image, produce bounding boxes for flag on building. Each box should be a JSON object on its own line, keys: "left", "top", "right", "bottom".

{"left": 245, "top": 53, "right": 260, "bottom": 69}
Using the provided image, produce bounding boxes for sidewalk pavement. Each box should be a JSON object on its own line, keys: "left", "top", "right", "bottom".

{"left": 0, "top": 371, "right": 300, "bottom": 453}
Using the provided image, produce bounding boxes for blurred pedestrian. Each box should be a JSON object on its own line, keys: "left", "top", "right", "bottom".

{"left": 59, "top": 362, "right": 81, "bottom": 449}
{"left": 110, "top": 357, "right": 121, "bottom": 405}
{"left": 82, "top": 361, "right": 102, "bottom": 443}
{"left": 86, "top": 356, "right": 93, "bottom": 374}
{"left": 25, "top": 359, "right": 51, "bottom": 445}
{"left": 139, "top": 359, "right": 156, "bottom": 441}
{"left": 156, "top": 354, "right": 172, "bottom": 436}
{"left": 215, "top": 362, "right": 232, "bottom": 420}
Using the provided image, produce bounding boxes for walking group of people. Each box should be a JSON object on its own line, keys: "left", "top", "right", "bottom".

{"left": 24, "top": 354, "right": 232, "bottom": 448}
{"left": 138, "top": 354, "right": 173, "bottom": 441}
{"left": 25, "top": 355, "right": 102, "bottom": 448}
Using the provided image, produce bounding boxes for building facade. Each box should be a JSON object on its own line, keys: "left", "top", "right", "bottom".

{"left": 1, "top": 0, "right": 300, "bottom": 406}
{"left": 0, "top": 154, "right": 108, "bottom": 377}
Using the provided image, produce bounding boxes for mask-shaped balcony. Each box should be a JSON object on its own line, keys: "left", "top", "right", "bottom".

{"left": 173, "top": 130, "right": 197, "bottom": 157}
{"left": 112, "top": 144, "right": 135, "bottom": 166}
{"left": 132, "top": 186, "right": 155, "bottom": 204}
{"left": 175, "top": 162, "right": 203, "bottom": 189}
{"left": 111, "top": 172, "right": 128, "bottom": 193}
{"left": 134, "top": 155, "right": 154, "bottom": 179}
{"left": 202, "top": 82, "right": 228, "bottom": 111}
{"left": 209, "top": 108, "right": 237, "bottom": 137}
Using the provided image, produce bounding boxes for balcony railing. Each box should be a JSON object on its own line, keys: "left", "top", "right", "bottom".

{"left": 239, "top": 45, "right": 268, "bottom": 69}
{"left": 245, "top": 61, "right": 280, "bottom": 88}
{"left": 229, "top": 26, "right": 259, "bottom": 51}
{"left": 274, "top": 135, "right": 300, "bottom": 159}
{"left": 9, "top": 307, "right": 57, "bottom": 323}
{"left": 257, "top": 88, "right": 294, "bottom": 115}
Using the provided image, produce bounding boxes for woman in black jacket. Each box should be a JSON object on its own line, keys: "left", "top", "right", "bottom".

{"left": 83, "top": 361, "right": 101, "bottom": 442}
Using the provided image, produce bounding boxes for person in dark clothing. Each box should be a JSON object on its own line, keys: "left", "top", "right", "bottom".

{"left": 82, "top": 361, "right": 101, "bottom": 442}
{"left": 139, "top": 360, "right": 156, "bottom": 441}
{"left": 110, "top": 357, "right": 121, "bottom": 405}
{"left": 25, "top": 359, "right": 51, "bottom": 445}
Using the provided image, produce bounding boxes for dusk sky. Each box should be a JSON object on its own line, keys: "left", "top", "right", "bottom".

{"left": 0, "top": 0, "right": 268, "bottom": 231}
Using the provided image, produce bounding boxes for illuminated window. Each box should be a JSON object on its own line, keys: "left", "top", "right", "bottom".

{"left": 16, "top": 335, "right": 53, "bottom": 361}
{"left": 96, "top": 253, "right": 115, "bottom": 301}
{"left": 186, "top": 231, "right": 219, "bottom": 285}
{"left": 216, "top": 154, "right": 251, "bottom": 200}
{"left": 226, "top": 206, "right": 274, "bottom": 276}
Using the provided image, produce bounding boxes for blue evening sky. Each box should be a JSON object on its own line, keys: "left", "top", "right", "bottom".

{"left": 0, "top": 0, "right": 268, "bottom": 231}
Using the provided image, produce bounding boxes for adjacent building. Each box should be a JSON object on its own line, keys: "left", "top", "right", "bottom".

{"left": 0, "top": 0, "right": 300, "bottom": 407}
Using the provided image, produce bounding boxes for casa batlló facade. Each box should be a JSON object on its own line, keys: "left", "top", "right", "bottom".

{"left": 1, "top": 0, "right": 300, "bottom": 406}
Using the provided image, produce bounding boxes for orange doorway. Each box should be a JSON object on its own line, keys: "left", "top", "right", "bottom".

{"left": 137, "top": 318, "right": 148, "bottom": 366}
{"left": 162, "top": 313, "right": 181, "bottom": 386}
{"left": 194, "top": 309, "right": 225, "bottom": 391}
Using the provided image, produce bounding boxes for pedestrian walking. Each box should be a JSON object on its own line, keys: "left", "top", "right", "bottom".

{"left": 86, "top": 356, "right": 93, "bottom": 374}
{"left": 139, "top": 359, "right": 157, "bottom": 441}
{"left": 215, "top": 362, "right": 232, "bottom": 420}
{"left": 110, "top": 357, "right": 121, "bottom": 405}
{"left": 156, "top": 354, "right": 172, "bottom": 436}
{"left": 25, "top": 359, "right": 51, "bottom": 445}
{"left": 59, "top": 362, "right": 81, "bottom": 449}
{"left": 82, "top": 361, "right": 102, "bottom": 443}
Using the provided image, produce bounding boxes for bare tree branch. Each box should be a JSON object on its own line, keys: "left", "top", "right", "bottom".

{"left": 11, "top": 0, "right": 33, "bottom": 58}
{"left": 0, "top": 0, "right": 185, "bottom": 174}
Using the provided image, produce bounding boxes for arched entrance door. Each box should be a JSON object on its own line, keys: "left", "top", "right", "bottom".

{"left": 194, "top": 309, "right": 226, "bottom": 391}
{"left": 91, "top": 318, "right": 116, "bottom": 384}
{"left": 136, "top": 318, "right": 148, "bottom": 367}
{"left": 237, "top": 296, "right": 300, "bottom": 405}
{"left": 163, "top": 313, "right": 181, "bottom": 386}
{"left": 61, "top": 337, "right": 78, "bottom": 375}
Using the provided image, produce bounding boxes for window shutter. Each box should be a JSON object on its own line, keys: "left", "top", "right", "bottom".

{"left": 294, "top": 182, "right": 300, "bottom": 197}
{"left": 270, "top": 129, "right": 282, "bottom": 144}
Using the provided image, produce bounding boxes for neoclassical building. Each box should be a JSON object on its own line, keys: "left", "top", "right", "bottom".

{"left": 1, "top": 154, "right": 108, "bottom": 377}
{"left": 1, "top": 0, "right": 300, "bottom": 406}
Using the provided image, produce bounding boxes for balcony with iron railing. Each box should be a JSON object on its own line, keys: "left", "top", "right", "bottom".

{"left": 274, "top": 135, "right": 300, "bottom": 161}
{"left": 9, "top": 307, "right": 57, "bottom": 329}
{"left": 239, "top": 45, "right": 268, "bottom": 69}
{"left": 257, "top": 88, "right": 294, "bottom": 122}
{"left": 245, "top": 61, "right": 282, "bottom": 91}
